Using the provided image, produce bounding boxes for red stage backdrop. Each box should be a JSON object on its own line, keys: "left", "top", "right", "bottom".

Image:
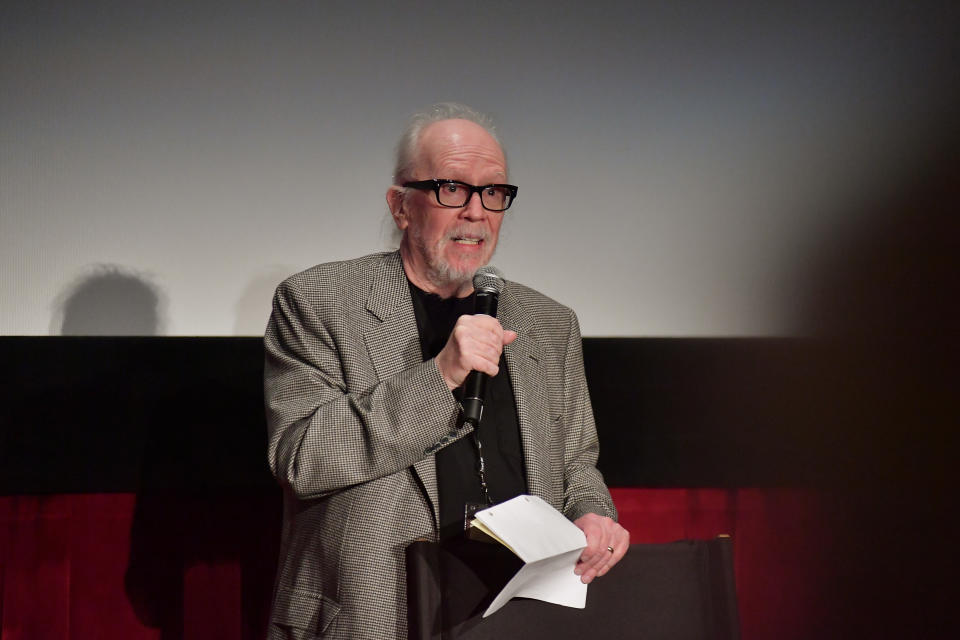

{"left": 0, "top": 488, "right": 831, "bottom": 640}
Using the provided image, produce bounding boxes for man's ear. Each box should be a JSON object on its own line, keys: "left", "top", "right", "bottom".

{"left": 386, "top": 186, "right": 408, "bottom": 230}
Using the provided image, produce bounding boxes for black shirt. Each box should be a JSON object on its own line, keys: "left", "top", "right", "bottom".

{"left": 408, "top": 281, "right": 527, "bottom": 540}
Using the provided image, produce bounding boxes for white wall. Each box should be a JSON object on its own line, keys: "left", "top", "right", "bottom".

{"left": 2, "top": 0, "right": 956, "bottom": 336}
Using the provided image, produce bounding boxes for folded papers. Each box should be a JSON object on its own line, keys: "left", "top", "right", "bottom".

{"left": 470, "top": 494, "right": 587, "bottom": 617}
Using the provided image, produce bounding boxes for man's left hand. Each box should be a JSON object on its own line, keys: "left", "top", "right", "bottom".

{"left": 572, "top": 513, "right": 630, "bottom": 584}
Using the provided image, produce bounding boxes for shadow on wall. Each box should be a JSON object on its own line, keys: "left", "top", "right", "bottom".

{"left": 52, "top": 264, "right": 167, "bottom": 335}
{"left": 233, "top": 266, "right": 295, "bottom": 336}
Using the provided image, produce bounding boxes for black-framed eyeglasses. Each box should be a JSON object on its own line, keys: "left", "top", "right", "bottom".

{"left": 402, "top": 179, "right": 518, "bottom": 212}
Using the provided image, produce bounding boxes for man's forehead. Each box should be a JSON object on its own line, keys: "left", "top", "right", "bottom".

{"left": 416, "top": 119, "right": 506, "bottom": 172}
{"left": 420, "top": 118, "right": 494, "bottom": 143}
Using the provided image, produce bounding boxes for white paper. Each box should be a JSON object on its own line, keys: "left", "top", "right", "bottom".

{"left": 483, "top": 549, "right": 586, "bottom": 615}
{"left": 471, "top": 495, "right": 588, "bottom": 617}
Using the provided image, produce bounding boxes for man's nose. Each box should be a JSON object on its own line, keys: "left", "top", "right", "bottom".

{"left": 460, "top": 191, "right": 487, "bottom": 220}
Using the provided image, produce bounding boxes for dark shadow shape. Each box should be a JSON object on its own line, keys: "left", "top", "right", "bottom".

{"left": 786, "top": 135, "right": 960, "bottom": 638}
{"left": 55, "top": 265, "right": 165, "bottom": 335}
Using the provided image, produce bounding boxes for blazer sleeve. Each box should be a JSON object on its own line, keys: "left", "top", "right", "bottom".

{"left": 559, "top": 308, "right": 618, "bottom": 522}
{"left": 264, "top": 277, "right": 462, "bottom": 500}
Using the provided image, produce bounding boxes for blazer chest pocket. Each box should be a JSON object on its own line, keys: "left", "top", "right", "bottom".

{"left": 270, "top": 587, "right": 340, "bottom": 638}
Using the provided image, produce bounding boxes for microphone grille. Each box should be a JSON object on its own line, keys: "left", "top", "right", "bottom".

{"left": 472, "top": 266, "right": 505, "bottom": 295}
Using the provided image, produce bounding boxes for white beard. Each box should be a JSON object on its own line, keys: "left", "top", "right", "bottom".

{"left": 408, "top": 224, "right": 492, "bottom": 291}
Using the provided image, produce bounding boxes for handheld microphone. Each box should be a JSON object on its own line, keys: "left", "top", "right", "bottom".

{"left": 461, "top": 266, "right": 505, "bottom": 426}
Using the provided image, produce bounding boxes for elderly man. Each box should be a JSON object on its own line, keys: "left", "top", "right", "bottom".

{"left": 264, "top": 103, "right": 627, "bottom": 640}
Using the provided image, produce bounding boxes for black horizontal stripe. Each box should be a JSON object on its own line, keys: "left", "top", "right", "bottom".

{"left": 1, "top": 335, "right": 939, "bottom": 493}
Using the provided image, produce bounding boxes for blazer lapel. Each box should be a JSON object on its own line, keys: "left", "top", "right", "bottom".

{"left": 499, "top": 284, "right": 551, "bottom": 502}
{"left": 363, "top": 252, "right": 440, "bottom": 528}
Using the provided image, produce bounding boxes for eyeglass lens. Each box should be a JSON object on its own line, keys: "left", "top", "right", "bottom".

{"left": 437, "top": 183, "right": 512, "bottom": 211}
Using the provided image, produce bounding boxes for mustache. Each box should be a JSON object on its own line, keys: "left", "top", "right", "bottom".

{"left": 444, "top": 227, "right": 491, "bottom": 242}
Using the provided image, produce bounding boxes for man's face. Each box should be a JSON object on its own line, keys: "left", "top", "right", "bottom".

{"left": 390, "top": 119, "right": 507, "bottom": 296}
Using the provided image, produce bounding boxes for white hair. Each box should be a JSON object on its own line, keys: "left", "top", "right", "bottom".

{"left": 391, "top": 102, "right": 505, "bottom": 184}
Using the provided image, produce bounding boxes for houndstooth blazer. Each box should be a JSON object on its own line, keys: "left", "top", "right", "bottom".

{"left": 264, "top": 251, "right": 616, "bottom": 640}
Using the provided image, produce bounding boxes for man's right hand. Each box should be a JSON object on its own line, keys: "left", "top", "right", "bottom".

{"left": 436, "top": 314, "right": 517, "bottom": 390}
